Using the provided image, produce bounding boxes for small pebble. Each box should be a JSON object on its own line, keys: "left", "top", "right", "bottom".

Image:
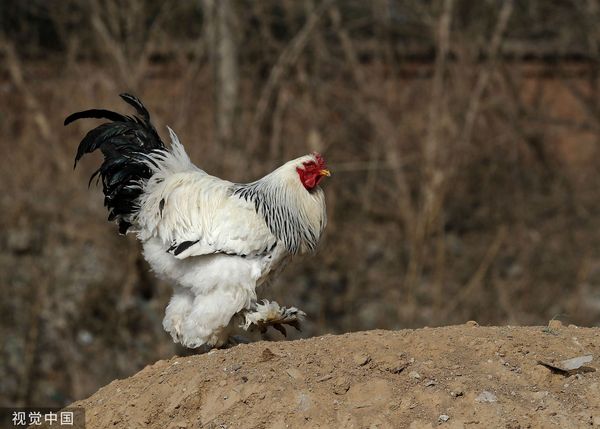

{"left": 353, "top": 353, "right": 371, "bottom": 366}
{"left": 286, "top": 368, "right": 302, "bottom": 380}
{"left": 439, "top": 414, "right": 450, "bottom": 422}
{"left": 316, "top": 374, "right": 333, "bottom": 382}
{"left": 409, "top": 371, "right": 421, "bottom": 379}
{"left": 333, "top": 377, "right": 350, "bottom": 395}
{"left": 261, "top": 348, "right": 276, "bottom": 361}
{"left": 475, "top": 391, "right": 497, "bottom": 403}
{"left": 548, "top": 319, "right": 562, "bottom": 330}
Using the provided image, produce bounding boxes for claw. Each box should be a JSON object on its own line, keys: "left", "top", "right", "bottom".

{"left": 287, "top": 320, "right": 302, "bottom": 332}
{"left": 272, "top": 324, "right": 287, "bottom": 337}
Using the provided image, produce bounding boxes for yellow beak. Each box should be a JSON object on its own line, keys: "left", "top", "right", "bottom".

{"left": 320, "top": 169, "right": 331, "bottom": 177}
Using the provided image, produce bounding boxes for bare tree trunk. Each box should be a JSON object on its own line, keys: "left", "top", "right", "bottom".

{"left": 203, "top": 0, "right": 239, "bottom": 151}
{"left": 402, "top": 0, "right": 454, "bottom": 322}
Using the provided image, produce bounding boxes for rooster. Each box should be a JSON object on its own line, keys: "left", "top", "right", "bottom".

{"left": 65, "top": 94, "right": 329, "bottom": 349}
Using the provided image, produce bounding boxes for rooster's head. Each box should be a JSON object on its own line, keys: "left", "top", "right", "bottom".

{"left": 295, "top": 153, "right": 330, "bottom": 191}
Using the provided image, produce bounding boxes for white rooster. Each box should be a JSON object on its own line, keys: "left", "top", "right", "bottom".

{"left": 66, "top": 94, "right": 329, "bottom": 349}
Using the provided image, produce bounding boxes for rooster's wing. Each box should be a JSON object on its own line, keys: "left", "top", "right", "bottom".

{"left": 136, "top": 129, "right": 277, "bottom": 260}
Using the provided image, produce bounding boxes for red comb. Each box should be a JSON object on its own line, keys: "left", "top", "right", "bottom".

{"left": 312, "top": 152, "right": 326, "bottom": 169}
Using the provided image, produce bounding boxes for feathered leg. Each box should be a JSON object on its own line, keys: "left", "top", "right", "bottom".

{"left": 241, "top": 300, "right": 306, "bottom": 336}
{"left": 162, "top": 287, "right": 194, "bottom": 343}
{"left": 179, "top": 288, "right": 250, "bottom": 349}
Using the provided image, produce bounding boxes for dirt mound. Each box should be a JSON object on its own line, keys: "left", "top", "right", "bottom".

{"left": 71, "top": 324, "right": 600, "bottom": 428}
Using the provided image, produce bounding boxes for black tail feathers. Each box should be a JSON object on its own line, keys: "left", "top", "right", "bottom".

{"left": 66, "top": 93, "right": 166, "bottom": 234}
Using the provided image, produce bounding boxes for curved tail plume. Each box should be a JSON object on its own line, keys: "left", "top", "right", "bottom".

{"left": 66, "top": 93, "right": 166, "bottom": 234}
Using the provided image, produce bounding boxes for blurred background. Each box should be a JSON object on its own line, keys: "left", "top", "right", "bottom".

{"left": 2, "top": 0, "right": 600, "bottom": 408}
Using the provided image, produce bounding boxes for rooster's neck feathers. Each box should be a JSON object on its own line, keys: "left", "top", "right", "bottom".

{"left": 232, "top": 162, "right": 326, "bottom": 255}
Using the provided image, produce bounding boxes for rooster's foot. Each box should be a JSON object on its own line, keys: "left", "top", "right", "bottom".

{"left": 242, "top": 300, "right": 306, "bottom": 337}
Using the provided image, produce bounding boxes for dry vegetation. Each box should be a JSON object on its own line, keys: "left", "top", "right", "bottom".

{"left": 2, "top": 0, "right": 600, "bottom": 409}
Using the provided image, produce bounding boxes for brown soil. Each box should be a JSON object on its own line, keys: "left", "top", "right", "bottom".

{"left": 71, "top": 323, "right": 600, "bottom": 428}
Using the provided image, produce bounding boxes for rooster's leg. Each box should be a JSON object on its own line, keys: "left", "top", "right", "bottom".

{"left": 241, "top": 300, "right": 306, "bottom": 336}
{"left": 179, "top": 288, "right": 249, "bottom": 349}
